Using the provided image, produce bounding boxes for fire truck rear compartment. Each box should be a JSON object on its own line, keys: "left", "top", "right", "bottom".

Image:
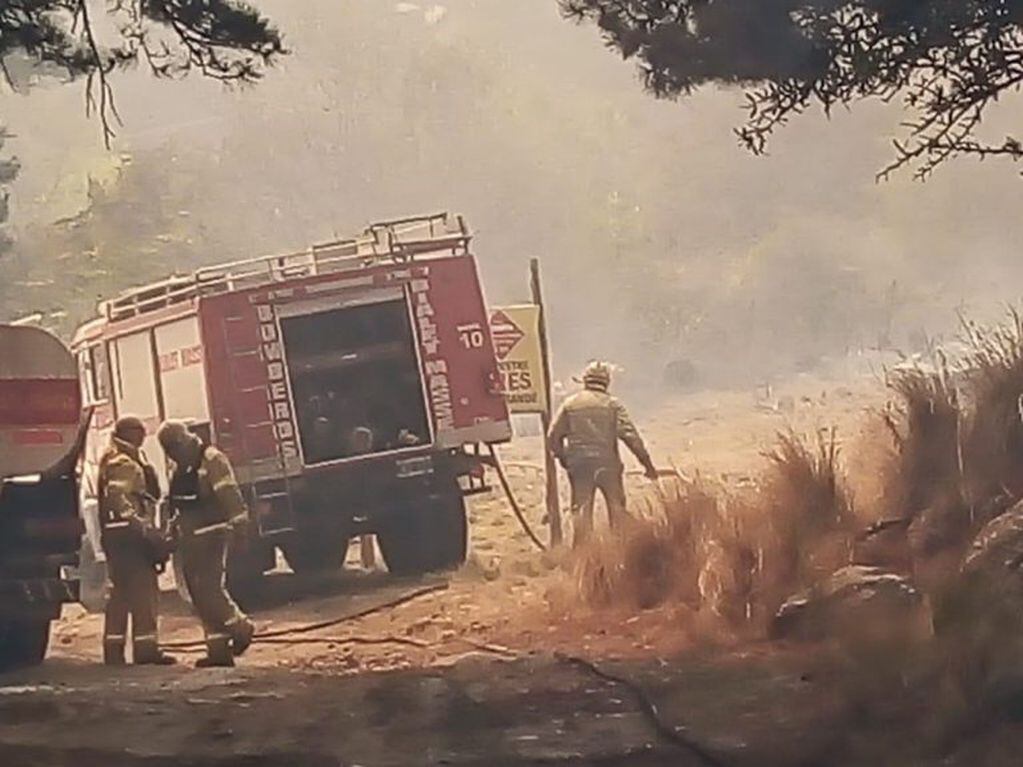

{"left": 280, "top": 298, "right": 431, "bottom": 466}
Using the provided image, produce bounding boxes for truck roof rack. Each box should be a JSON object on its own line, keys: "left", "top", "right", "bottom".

{"left": 100, "top": 212, "right": 470, "bottom": 323}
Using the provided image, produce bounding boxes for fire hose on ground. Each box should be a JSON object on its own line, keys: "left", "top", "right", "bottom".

{"left": 160, "top": 585, "right": 723, "bottom": 766}
{"left": 155, "top": 458, "right": 721, "bottom": 766}
{"left": 163, "top": 447, "right": 549, "bottom": 656}
{"left": 485, "top": 443, "right": 549, "bottom": 552}
{"left": 161, "top": 583, "right": 450, "bottom": 651}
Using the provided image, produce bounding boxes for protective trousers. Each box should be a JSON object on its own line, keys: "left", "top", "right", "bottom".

{"left": 179, "top": 529, "right": 249, "bottom": 663}
{"left": 103, "top": 540, "right": 160, "bottom": 663}
{"left": 568, "top": 464, "right": 630, "bottom": 547}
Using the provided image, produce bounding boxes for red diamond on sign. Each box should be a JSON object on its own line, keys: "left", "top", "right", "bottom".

{"left": 489, "top": 310, "right": 525, "bottom": 361}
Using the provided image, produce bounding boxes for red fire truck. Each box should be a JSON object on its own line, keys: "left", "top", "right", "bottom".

{"left": 73, "top": 213, "right": 511, "bottom": 594}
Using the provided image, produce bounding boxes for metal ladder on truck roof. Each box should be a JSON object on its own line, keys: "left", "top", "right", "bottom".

{"left": 220, "top": 315, "right": 296, "bottom": 539}
{"left": 94, "top": 212, "right": 474, "bottom": 324}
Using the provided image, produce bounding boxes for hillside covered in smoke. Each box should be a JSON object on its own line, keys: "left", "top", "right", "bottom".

{"left": 2, "top": 0, "right": 1022, "bottom": 390}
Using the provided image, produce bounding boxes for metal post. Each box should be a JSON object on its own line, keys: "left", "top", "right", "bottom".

{"left": 530, "top": 258, "right": 562, "bottom": 546}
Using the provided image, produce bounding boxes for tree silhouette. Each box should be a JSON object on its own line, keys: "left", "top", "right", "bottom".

{"left": 0, "top": 129, "right": 19, "bottom": 259}
{"left": 1, "top": 0, "right": 284, "bottom": 146}
{"left": 0, "top": 0, "right": 281, "bottom": 288}
{"left": 561, "top": 0, "right": 1023, "bottom": 179}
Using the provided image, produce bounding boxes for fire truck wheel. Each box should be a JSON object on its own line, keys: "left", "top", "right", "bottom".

{"left": 281, "top": 533, "right": 347, "bottom": 575}
{"left": 0, "top": 618, "right": 51, "bottom": 671}
{"left": 431, "top": 493, "right": 469, "bottom": 570}
{"left": 227, "top": 542, "right": 272, "bottom": 608}
{"left": 379, "top": 492, "right": 467, "bottom": 576}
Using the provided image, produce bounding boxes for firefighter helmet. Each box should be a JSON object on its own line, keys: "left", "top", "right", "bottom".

{"left": 113, "top": 415, "right": 146, "bottom": 445}
{"left": 582, "top": 361, "right": 612, "bottom": 391}
{"left": 157, "top": 420, "right": 197, "bottom": 453}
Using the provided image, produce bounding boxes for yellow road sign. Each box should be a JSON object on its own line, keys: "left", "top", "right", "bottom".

{"left": 489, "top": 305, "right": 548, "bottom": 414}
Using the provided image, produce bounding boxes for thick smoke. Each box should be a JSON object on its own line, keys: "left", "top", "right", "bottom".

{"left": 2, "top": 0, "right": 1023, "bottom": 397}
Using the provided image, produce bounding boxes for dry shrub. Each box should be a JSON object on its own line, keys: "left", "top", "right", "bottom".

{"left": 881, "top": 365, "right": 962, "bottom": 530}
{"left": 874, "top": 312, "right": 1023, "bottom": 586}
{"left": 573, "top": 480, "right": 721, "bottom": 613}
{"left": 850, "top": 314, "right": 1023, "bottom": 737}
{"left": 960, "top": 312, "right": 1023, "bottom": 521}
{"left": 876, "top": 365, "right": 968, "bottom": 589}
{"left": 572, "top": 428, "right": 854, "bottom": 636}
{"left": 757, "top": 428, "right": 855, "bottom": 599}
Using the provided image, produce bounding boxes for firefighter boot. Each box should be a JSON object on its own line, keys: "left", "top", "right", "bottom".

{"left": 230, "top": 617, "right": 255, "bottom": 657}
{"left": 103, "top": 637, "right": 126, "bottom": 666}
{"left": 196, "top": 635, "right": 234, "bottom": 668}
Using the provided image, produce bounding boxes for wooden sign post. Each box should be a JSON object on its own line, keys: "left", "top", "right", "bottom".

{"left": 530, "top": 258, "right": 562, "bottom": 546}
{"left": 489, "top": 261, "right": 562, "bottom": 547}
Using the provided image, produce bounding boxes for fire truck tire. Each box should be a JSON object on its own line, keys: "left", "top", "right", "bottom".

{"left": 171, "top": 545, "right": 268, "bottom": 610}
{"left": 226, "top": 542, "right": 272, "bottom": 608}
{"left": 379, "top": 492, "right": 467, "bottom": 576}
{"left": 0, "top": 618, "right": 51, "bottom": 671}
{"left": 281, "top": 533, "right": 347, "bottom": 575}
{"left": 432, "top": 493, "right": 469, "bottom": 570}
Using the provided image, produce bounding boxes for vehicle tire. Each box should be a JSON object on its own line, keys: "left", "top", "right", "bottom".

{"left": 431, "top": 492, "right": 468, "bottom": 571}
{"left": 0, "top": 619, "right": 51, "bottom": 672}
{"left": 226, "top": 540, "right": 272, "bottom": 609}
{"left": 379, "top": 491, "right": 467, "bottom": 576}
{"left": 281, "top": 532, "right": 348, "bottom": 575}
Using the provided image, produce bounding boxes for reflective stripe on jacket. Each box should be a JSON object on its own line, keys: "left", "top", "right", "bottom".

{"left": 98, "top": 438, "right": 156, "bottom": 530}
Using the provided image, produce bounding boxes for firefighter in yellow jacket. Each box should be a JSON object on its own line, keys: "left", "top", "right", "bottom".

{"left": 98, "top": 416, "right": 176, "bottom": 666}
{"left": 548, "top": 362, "right": 658, "bottom": 547}
{"left": 157, "top": 421, "right": 255, "bottom": 667}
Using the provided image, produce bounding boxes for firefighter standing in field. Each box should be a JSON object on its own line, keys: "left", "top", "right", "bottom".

{"left": 98, "top": 416, "right": 176, "bottom": 666}
{"left": 548, "top": 361, "right": 659, "bottom": 547}
{"left": 157, "top": 421, "right": 255, "bottom": 667}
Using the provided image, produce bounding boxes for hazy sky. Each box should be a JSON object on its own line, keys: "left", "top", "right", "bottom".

{"left": 3, "top": 0, "right": 1022, "bottom": 387}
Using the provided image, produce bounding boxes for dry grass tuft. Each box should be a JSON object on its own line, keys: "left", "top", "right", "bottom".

{"left": 881, "top": 365, "right": 962, "bottom": 528}
{"left": 573, "top": 480, "right": 720, "bottom": 613}
{"left": 959, "top": 311, "right": 1023, "bottom": 520}
{"left": 757, "top": 428, "right": 855, "bottom": 600}
{"left": 870, "top": 311, "right": 1023, "bottom": 586}
{"left": 572, "top": 428, "right": 854, "bottom": 635}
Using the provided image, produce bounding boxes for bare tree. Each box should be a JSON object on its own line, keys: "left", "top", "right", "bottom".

{"left": 561, "top": 0, "right": 1023, "bottom": 179}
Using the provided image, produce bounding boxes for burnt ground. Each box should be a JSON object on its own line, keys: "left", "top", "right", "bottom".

{"left": 6, "top": 640, "right": 1022, "bottom": 766}
{"left": 0, "top": 648, "right": 845, "bottom": 766}
{"left": 7, "top": 366, "right": 1022, "bottom": 765}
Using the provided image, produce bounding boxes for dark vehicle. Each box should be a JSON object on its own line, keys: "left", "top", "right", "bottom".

{"left": 0, "top": 325, "right": 86, "bottom": 670}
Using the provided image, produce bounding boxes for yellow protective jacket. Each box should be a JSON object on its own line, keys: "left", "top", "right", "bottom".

{"left": 168, "top": 446, "right": 249, "bottom": 536}
{"left": 98, "top": 437, "right": 157, "bottom": 532}
{"left": 548, "top": 388, "right": 654, "bottom": 473}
